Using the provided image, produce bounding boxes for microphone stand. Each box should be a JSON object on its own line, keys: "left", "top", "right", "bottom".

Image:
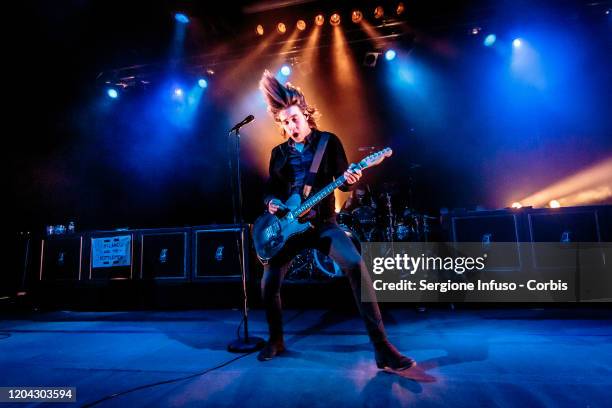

{"left": 227, "top": 126, "right": 265, "bottom": 353}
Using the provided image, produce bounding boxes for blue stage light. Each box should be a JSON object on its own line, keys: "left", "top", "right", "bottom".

{"left": 280, "top": 65, "right": 291, "bottom": 76}
{"left": 198, "top": 78, "right": 208, "bottom": 88}
{"left": 385, "top": 49, "right": 397, "bottom": 61}
{"left": 107, "top": 88, "right": 118, "bottom": 99}
{"left": 513, "top": 38, "right": 522, "bottom": 48}
{"left": 174, "top": 88, "right": 183, "bottom": 97}
{"left": 484, "top": 34, "right": 496, "bottom": 47}
{"left": 175, "top": 13, "right": 189, "bottom": 24}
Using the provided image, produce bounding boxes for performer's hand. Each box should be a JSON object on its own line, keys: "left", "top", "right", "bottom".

{"left": 344, "top": 165, "right": 362, "bottom": 185}
{"left": 268, "top": 198, "right": 285, "bottom": 214}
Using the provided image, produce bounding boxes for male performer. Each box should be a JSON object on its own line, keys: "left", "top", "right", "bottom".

{"left": 257, "top": 70, "right": 415, "bottom": 370}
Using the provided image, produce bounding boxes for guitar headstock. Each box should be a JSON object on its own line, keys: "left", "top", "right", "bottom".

{"left": 357, "top": 147, "right": 393, "bottom": 170}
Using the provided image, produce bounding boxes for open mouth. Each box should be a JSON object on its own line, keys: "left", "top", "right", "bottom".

{"left": 292, "top": 132, "right": 299, "bottom": 139}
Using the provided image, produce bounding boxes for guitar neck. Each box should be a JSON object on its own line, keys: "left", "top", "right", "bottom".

{"left": 290, "top": 175, "right": 347, "bottom": 218}
{"left": 286, "top": 147, "right": 392, "bottom": 218}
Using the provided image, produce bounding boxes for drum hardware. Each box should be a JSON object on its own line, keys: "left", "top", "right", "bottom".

{"left": 335, "top": 170, "right": 436, "bottom": 245}
{"left": 380, "top": 191, "right": 396, "bottom": 243}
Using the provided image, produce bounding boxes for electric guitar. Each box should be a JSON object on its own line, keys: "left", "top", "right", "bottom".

{"left": 252, "top": 147, "right": 393, "bottom": 264}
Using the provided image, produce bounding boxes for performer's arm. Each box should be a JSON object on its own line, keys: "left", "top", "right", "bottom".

{"left": 263, "top": 147, "right": 285, "bottom": 212}
{"left": 331, "top": 134, "right": 360, "bottom": 192}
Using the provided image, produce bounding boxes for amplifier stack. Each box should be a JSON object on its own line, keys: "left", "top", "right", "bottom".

{"left": 36, "top": 225, "right": 250, "bottom": 285}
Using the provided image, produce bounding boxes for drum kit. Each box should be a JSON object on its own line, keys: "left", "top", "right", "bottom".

{"left": 285, "top": 224, "right": 361, "bottom": 282}
{"left": 336, "top": 181, "right": 436, "bottom": 244}
{"left": 285, "top": 165, "right": 437, "bottom": 282}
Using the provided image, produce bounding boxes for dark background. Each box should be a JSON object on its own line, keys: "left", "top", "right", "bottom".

{"left": 8, "top": 0, "right": 612, "bottom": 235}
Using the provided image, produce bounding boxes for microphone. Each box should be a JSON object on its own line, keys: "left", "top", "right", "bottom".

{"left": 229, "top": 115, "right": 255, "bottom": 133}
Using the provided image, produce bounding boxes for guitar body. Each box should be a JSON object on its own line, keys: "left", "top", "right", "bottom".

{"left": 251, "top": 147, "right": 393, "bottom": 265}
{"left": 252, "top": 212, "right": 312, "bottom": 264}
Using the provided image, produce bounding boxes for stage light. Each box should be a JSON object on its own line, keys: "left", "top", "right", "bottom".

{"left": 296, "top": 20, "right": 306, "bottom": 31}
{"left": 363, "top": 52, "right": 380, "bottom": 67}
{"left": 511, "top": 202, "right": 522, "bottom": 209}
{"left": 174, "top": 88, "right": 183, "bottom": 97}
{"left": 471, "top": 27, "right": 482, "bottom": 35}
{"left": 385, "top": 49, "right": 397, "bottom": 61}
{"left": 198, "top": 78, "right": 208, "bottom": 88}
{"left": 256, "top": 24, "right": 264, "bottom": 35}
{"left": 352, "top": 10, "right": 363, "bottom": 23}
{"left": 484, "top": 34, "right": 496, "bottom": 46}
{"left": 549, "top": 200, "right": 561, "bottom": 208}
{"left": 315, "top": 14, "right": 325, "bottom": 26}
{"left": 107, "top": 88, "right": 118, "bottom": 99}
{"left": 374, "top": 6, "right": 384, "bottom": 19}
{"left": 396, "top": 2, "right": 405, "bottom": 15}
{"left": 277, "top": 23, "right": 286, "bottom": 34}
{"left": 513, "top": 38, "right": 522, "bottom": 48}
{"left": 280, "top": 65, "right": 291, "bottom": 76}
{"left": 175, "top": 13, "right": 189, "bottom": 24}
{"left": 330, "top": 13, "right": 341, "bottom": 26}
{"left": 518, "top": 158, "right": 612, "bottom": 208}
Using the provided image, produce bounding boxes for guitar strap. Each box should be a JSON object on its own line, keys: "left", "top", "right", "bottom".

{"left": 303, "top": 132, "right": 329, "bottom": 198}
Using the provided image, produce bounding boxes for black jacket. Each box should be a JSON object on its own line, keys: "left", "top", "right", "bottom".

{"left": 263, "top": 129, "right": 355, "bottom": 222}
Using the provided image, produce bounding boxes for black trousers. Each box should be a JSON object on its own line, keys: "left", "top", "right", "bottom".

{"left": 261, "top": 221, "right": 387, "bottom": 343}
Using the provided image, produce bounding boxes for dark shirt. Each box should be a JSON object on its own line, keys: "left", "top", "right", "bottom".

{"left": 263, "top": 129, "right": 356, "bottom": 223}
{"left": 287, "top": 132, "right": 315, "bottom": 195}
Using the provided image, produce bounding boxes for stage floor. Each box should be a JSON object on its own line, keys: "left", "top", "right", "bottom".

{"left": 0, "top": 307, "right": 610, "bottom": 407}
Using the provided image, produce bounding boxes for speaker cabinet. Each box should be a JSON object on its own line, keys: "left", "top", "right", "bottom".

{"left": 192, "top": 226, "right": 247, "bottom": 280}
{"left": 140, "top": 229, "right": 189, "bottom": 280}
{"left": 528, "top": 210, "right": 600, "bottom": 243}
{"left": 452, "top": 212, "right": 520, "bottom": 243}
{"left": 3, "top": 232, "right": 32, "bottom": 296}
{"left": 528, "top": 209, "right": 602, "bottom": 270}
{"left": 40, "top": 235, "right": 83, "bottom": 281}
{"left": 451, "top": 211, "right": 522, "bottom": 271}
{"left": 86, "top": 231, "right": 135, "bottom": 281}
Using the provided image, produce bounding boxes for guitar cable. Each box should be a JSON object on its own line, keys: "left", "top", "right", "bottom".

{"left": 80, "top": 310, "right": 305, "bottom": 407}
{"left": 80, "top": 351, "right": 256, "bottom": 407}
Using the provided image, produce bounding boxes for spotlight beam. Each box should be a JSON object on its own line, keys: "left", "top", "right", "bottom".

{"left": 331, "top": 26, "right": 376, "bottom": 213}
{"left": 360, "top": 20, "right": 388, "bottom": 49}
{"left": 518, "top": 158, "right": 612, "bottom": 207}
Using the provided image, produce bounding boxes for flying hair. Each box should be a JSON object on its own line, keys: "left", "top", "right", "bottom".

{"left": 258, "top": 70, "right": 319, "bottom": 136}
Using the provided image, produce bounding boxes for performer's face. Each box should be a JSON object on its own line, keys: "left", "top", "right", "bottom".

{"left": 278, "top": 105, "right": 311, "bottom": 143}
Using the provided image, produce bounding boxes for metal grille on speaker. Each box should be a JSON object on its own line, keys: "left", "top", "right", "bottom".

{"left": 39, "top": 236, "right": 83, "bottom": 281}
{"left": 528, "top": 210, "right": 602, "bottom": 269}
{"left": 193, "top": 226, "right": 245, "bottom": 280}
{"left": 140, "top": 230, "right": 189, "bottom": 280}
{"left": 451, "top": 213, "right": 521, "bottom": 271}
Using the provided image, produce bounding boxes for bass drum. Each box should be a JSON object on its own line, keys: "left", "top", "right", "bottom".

{"left": 350, "top": 205, "right": 378, "bottom": 242}
{"left": 284, "top": 249, "right": 313, "bottom": 282}
{"left": 336, "top": 211, "right": 355, "bottom": 229}
{"left": 312, "top": 224, "right": 361, "bottom": 280}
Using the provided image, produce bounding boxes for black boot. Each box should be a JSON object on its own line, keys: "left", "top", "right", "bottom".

{"left": 257, "top": 339, "right": 286, "bottom": 361}
{"left": 374, "top": 339, "right": 416, "bottom": 370}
